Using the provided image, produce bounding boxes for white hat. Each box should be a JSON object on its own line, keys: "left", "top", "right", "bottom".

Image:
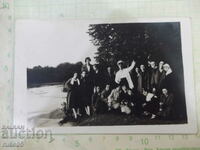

{"left": 117, "top": 60, "right": 124, "bottom": 65}
{"left": 163, "top": 63, "right": 170, "bottom": 68}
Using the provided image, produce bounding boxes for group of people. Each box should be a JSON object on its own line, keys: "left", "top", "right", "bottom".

{"left": 59, "top": 57, "right": 175, "bottom": 126}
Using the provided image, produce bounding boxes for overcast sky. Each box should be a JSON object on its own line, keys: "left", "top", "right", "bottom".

{"left": 15, "top": 20, "right": 97, "bottom": 68}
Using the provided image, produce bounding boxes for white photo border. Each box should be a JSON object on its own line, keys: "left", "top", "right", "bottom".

{"left": 14, "top": 18, "right": 197, "bottom": 134}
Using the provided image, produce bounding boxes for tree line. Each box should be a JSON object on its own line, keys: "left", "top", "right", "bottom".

{"left": 27, "top": 62, "right": 82, "bottom": 88}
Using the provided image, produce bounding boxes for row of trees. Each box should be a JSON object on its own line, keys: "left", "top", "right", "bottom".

{"left": 88, "top": 22, "right": 182, "bottom": 71}
{"left": 88, "top": 22, "right": 187, "bottom": 120}
{"left": 27, "top": 62, "right": 82, "bottom": 88}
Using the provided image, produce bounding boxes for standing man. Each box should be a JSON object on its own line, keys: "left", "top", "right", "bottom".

{"left": 115, "top": 60, "right": 136, "bottom": 90}
{"left": 81, "top": 57, "right": 94, "bottom": 78}
{"left": 149, "top": 61, "right": 159, "bottom": 92}
{"left": 140, "top": 64, "right": 149, "bottom": 92}
{"left": 93, "top": 64, "right": 104, "bottom": 88}
{"left": 104, "top": 66, "right": 116, "bottom": 88}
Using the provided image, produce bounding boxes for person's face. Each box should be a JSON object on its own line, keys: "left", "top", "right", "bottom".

{"left": 93, "top": 87, "right": 96, "bottom": 93}
{"left": 162, "top": 88, "right": 168, "bottom": 95}
{"left": 163, "top": 65, "right": 170, "bottom": 72}
{"left": 96, "top": 86, "right": 100, "bottom": 93}
{"left": 152, "top": 88, "right": 156, "bottom": 93}
{"left": 107, "top": 67, "right": 111, "bottom": 73}
{"left": 85, "top": 59, "right": 90, "bottom": 65}
{"left": 140, "top": 65, "right": 145, "bottom": 71}
{"left": 81, "top": 71, "right": 86, "bottom": 78}
{"left": 151, "top": 61, "right": 156, "bottom": 68}
{"left": 93, "top": 65, "right": 97, "bottom": 71}
{"left": 116, "top": 86, "right": 121, "bottom": 91}
{"left": 135, "top": 67, "right": 139, "bottom": 73}
{"left": 105, "top": 85, "right": 110, "bottom": 91}
{"left": 159, "top": 61, "right": 164, "bottom": 67}
{"left": 122, "top": 85, "right": 127, "bottom": 91}
{"left": 74, "top": 73, "right": 78, "bottom": 78}
{"left": 143, "top": 91, "right": 148, "bottom": 96}
{"left": 128, "top": 90, "right": 132, "bottom": 95}
{"left": 118, "top": 63, "right": 123, "bottom": 69}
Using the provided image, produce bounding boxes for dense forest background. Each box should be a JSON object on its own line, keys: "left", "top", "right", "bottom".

{"left": 88, "top": 22, "right": 182, "bottom": 71}
{"left": 88, "top": 22, "right": 186, "bottom": 120}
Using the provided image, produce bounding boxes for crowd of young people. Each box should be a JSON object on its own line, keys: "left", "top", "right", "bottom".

{"left": 59, "top": 57, "right": 175, "bottom": 126}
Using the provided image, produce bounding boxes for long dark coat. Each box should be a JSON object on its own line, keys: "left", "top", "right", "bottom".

{"left": 158, "top": 93, "right": 174, "bottom": 118}
{"left": 64, "top": 78, "right": 80, "bottom": 109}
{"left": 79, "top": 76, "right": 93, "bottom": 107}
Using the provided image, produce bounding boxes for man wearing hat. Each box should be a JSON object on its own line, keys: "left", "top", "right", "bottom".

{"left": 115, "top": 60, "right": 136, "bottom": 89}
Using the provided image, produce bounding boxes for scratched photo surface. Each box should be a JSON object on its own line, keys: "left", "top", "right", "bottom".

{"left": 14, "top": 20, "right": 196, "bottom": 133}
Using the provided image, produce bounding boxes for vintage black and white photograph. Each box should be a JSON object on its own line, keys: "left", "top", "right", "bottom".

{"left": 14, "top": 19, "right": 197, "bottom": 133}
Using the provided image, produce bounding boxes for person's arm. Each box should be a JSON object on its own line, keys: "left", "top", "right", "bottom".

{"left": 126, "top": 60, "right": 136, "bottom": 72}
{"left": 91, "top": 94, "right": 96, "bottom": 107}
{"left": 115, "top": 72, "right": 120, "bottom": 84}
{"left": 108, "top": 90, "right": 114, "bottom": 103}
{"left": 64, "top": 78, "right": 72, "bottom": 91}
{"left": 70, "top": 78, "right": 75, "bottom": 85}
{"left": 77, "top": 79, "right": 80, "bottom": 85}
{"left": 101, "top": 90, "right": 105, "bottom": 99}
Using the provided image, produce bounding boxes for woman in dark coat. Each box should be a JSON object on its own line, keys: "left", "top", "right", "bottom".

{"left": 64, "top": 72, "right": 80, "bottom": 119}
{"left": 79, "top": 71, "right": 92, "bottom": 116}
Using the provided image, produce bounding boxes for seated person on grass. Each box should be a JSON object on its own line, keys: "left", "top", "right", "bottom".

{"left": 92, "top": 86, "right": 108, "bottom": 114}
{"left": 101, "top": 84, "right": 111, "bottom": 104}
{"left": 142, "top": 89, "right": 160, "bottom": 119}
{"left": 107, "top": 86, "right": 122, "bottom": 111}
{"left": 156, "top": 88, "right": 174, "bottom": 120}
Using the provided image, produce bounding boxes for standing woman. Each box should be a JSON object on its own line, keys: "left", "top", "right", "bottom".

{"left": 79, "top": 71, "right": 92, "bottom": 116}
{"left": 64, "top": 72, "right": 80, "bottom": 119}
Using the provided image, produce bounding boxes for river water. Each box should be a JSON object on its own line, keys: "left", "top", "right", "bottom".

{"left": 27, "top": 84, "right": 71, "bottom": 127}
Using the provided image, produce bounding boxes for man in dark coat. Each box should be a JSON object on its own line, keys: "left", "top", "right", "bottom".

{"left": 140, "top": 64, "right": 149, "bottom": 92}
{"left": 160, "top": 63, "right": 175, "bottom": 93}
{"left": 104, "top": 66, "right": 116, "bottom": 88}
{"left": 157, "top": 88, "right": 174, "bottom": 119}
{"left": 93, "top": 64, "right": 104, "bottom": 88}
{"left": 149, "top": 61, "right": 159, "bottom": 91}
{"left": 157, "top": 61, "right": 166, "bottom": 95}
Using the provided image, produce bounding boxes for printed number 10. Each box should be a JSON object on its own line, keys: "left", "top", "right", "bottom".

{"left": 141, "top": 138, "right": 149, "bottom": 145}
